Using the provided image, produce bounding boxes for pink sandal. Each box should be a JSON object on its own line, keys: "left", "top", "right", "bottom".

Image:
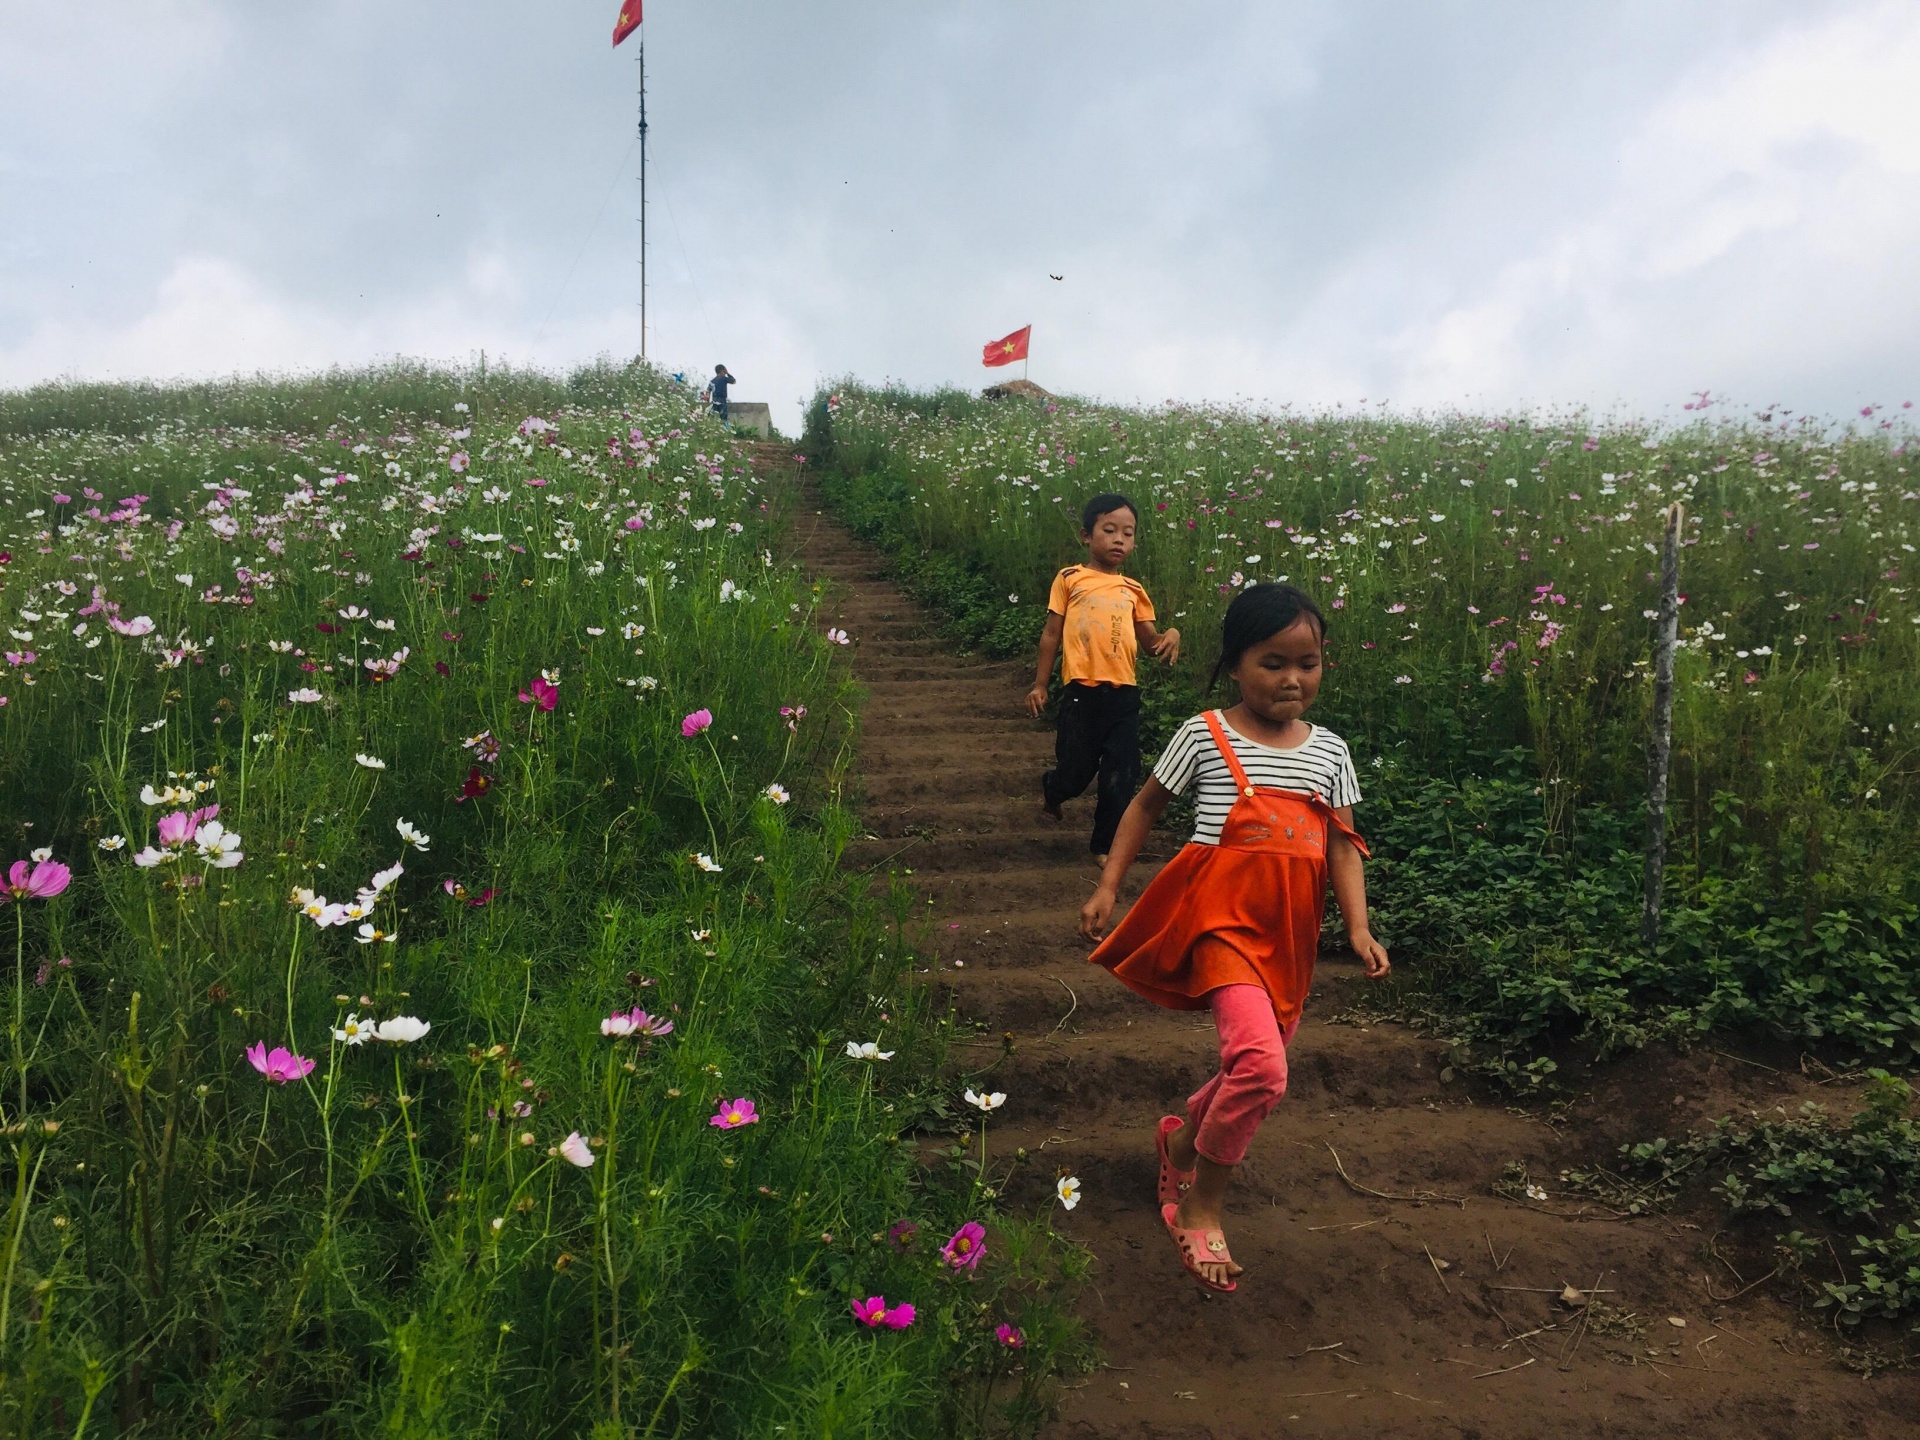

{"left": 1162, "top": 1202, "right": 1237, "bottom": 1293}
{"left": 1156, "top": 1115, "right": 1195, "bottom": 1208}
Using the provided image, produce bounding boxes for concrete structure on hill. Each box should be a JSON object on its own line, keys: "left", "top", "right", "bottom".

{"left": 725, "top": 402, "right": 773, "bottom": 438}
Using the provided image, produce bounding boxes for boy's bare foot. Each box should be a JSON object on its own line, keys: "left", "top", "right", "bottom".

{"left": 1092, "top": 853, "right": 1108, "bottom": 867}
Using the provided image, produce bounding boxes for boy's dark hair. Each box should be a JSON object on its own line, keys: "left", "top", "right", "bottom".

{"left": 1210, "top": 583, "right": 1328, "bottom": 688}
{"left": 1080, "top": 492, "right": 1138, "bottom": 534}
{"left": 714, "top": 364, "right": 728, "bottom": 373}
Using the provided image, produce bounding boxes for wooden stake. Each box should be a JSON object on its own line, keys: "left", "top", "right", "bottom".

{"left": 1642, "top": 501, "right": 1685, "bottom": 948}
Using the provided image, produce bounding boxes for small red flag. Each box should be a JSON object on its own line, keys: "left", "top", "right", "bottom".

{"left": 612, "top": 0, "right": 642, "bottom": 47}
{"left": 982, "top": 325, "right": 1031, "bottom": 368}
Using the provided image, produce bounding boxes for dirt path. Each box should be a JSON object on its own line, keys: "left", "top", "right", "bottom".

{"left": 775, "top": 457, "right": 1917, "bottom": 1439}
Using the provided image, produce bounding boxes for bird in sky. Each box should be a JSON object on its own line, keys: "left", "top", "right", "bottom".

{"left": 1049, "top": 274, "right": 1063, "bottom": 281}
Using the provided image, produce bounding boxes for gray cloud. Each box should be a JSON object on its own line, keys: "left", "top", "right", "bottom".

{"left": 2, "top": 0, "right": 1914, "bottom": 433}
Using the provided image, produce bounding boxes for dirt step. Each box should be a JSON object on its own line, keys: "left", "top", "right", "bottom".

{"left": 844, "top": 827, "right": 1127, "bottom": 871}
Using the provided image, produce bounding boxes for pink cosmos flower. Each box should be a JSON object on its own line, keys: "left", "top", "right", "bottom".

{"left": 156, "top": 810, "right": 195, "bottom": 847}
{"left": 942, "top": 1221, "right": 987, "bottom": 1272}
{"left": 709, "top": 1097, "right": 759, "bottom": 1129}
{"left": 519, "top": 676, "right": 559, "bottom": 711}
{"left": 681, "top": 708, "right": 713, "bottom": 738}
{"left": 623, "top": 514, "right": 646, "bottom": 531}
{"left": 851, "top": 1296, "right": 916, "bottom": 1330}
{"left": 995, "top": 1323, "right": 1025, "bottom": 1349}
{"left": 887, "top": 1220, "right": 918, "bottom": 1251}
{"left": 245, "top": 1041, "right": 314, "bottom": 1084}
{"left": 449, "top": 451, "right": 470, "bottom": 474}
{"left": 558, "top": 1131, "right": 595, "bottom": 1168}
{"left": 3, "top": 858, "right": 71, "bottom": 902}
{"left": 601, "top": 1006, "right": 674, "bottom": 1038}
{"left": 109, "top": 615, "right": 156, "bottom": 637}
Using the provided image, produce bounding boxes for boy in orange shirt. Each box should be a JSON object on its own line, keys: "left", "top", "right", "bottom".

{"left": 1026, "top": 493, "right": 1181, "bottom": 860}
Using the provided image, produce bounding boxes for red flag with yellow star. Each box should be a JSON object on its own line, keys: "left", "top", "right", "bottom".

{"left": 612, "top": 0, "right": 642, "bottom": 46}
{"left": 982, "top": 325, "right": 1031, "bottom": 368}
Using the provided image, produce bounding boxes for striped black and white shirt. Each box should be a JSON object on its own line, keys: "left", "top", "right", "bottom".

{"left": 1152, "top": 713, "right": 1362, "bottom": 846}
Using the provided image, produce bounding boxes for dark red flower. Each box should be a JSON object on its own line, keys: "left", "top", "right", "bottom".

{"left": 434, "top": 661, "right": 451, "bottom": 677}
{"left": 456, "top": 766, "right": 492, "bottom": 802}
{"left": 469, "top": 593, "right": 489, "bottom": 605}
{"left": 315, "top": 622, "right": 337, "bottom": 634}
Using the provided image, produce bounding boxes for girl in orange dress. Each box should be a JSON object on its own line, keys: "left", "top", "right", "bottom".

{"left": 1078, "top": 583, "right": 1390, "bottom": 1292}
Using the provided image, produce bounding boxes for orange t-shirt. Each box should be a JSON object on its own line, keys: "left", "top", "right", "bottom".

{"left": 1047, "top": 566, "right": 1156, "bottom": 687}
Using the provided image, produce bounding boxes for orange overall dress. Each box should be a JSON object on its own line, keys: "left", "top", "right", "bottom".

{"left": 1090, "top": 711, "right": 1368, "bottom": 1030}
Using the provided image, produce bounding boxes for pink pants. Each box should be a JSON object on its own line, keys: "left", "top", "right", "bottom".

{"left": 1186, "top": 985, "right": 1294, "bottom": 1167}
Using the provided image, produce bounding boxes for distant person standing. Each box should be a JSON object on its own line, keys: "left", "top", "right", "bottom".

{"left": 706, "top": 364, "right": 736, "bottom": 422}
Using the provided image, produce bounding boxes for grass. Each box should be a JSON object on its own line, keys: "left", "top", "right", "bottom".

{"left": 804, "top": 381, "right": 1920, "bottom": 1084}
{"left": 0, "top": 364, "right": 1087, "bottom": 1437}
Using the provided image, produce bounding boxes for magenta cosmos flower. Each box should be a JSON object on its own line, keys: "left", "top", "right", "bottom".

{"left": 4, "top": 858, "right": 71, "bottom": 903}
{"left": 681, "top": 708, "right": 713, "bottom": 738}
{"left": 519, "top": 676, "right": 559, "bottom": 711}
{"left": 709, "top": 1097, "right": 759, "bottom": 1129}
{"left": 245, "top": 1041, "right": 315, "bottom": 1084}
{"left": 850, "top": 1296, "right": 915, "bottom": 1329}
{"left": 942, "top": 1221, "right": 987, "bottom": 1272}
{"left": 995, "top": 1323, "right": 1025, "bottom": 1349}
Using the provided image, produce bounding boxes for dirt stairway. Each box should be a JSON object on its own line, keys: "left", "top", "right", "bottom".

{"left": 770, "top": 455, "right": 1918, "bottom": 1440}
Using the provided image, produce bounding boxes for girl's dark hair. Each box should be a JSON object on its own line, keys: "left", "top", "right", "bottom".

{"left": 1080, "top": 492, "right": 1137, "bottom": 533}
{"left": 1210, "top": 583, "right": 1327, "bottom": 688}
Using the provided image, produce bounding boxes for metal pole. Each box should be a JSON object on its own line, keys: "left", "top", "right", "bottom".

{"left": 637, "top": 31, "right": 648, "bottom": 362}
{"left": 1641, "top": 501, "right": 1684, "bottom": 948}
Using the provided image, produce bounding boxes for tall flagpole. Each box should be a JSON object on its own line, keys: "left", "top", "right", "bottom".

{"left": 637, "top": 28, "right": 648, "bottom": 361}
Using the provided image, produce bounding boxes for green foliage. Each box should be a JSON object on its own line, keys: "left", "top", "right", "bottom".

{"left": 1586, "top": 1074, "right": 1920, "bottom": 1326}
{"left": 0, "top": 356, "right": 658, "bottom": 440}
{"left": 0, "top": 369, "right": 1084, "bottom": 1436}
{"left": 807, "top": 383, "right": 1920, "bottom": 1079}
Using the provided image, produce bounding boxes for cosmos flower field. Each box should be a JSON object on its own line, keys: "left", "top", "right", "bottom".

{"left": 0, "top": 364, "right": 1083, "bottom": 1438}
{"left": 812, "top": 384, "right": 1920, "bottom": 1082}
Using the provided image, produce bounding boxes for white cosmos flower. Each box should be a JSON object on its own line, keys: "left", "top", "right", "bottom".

{"left": 621, "top": 622, "right": 645, "bottom": 639}
{"left": 30, "top": 847, "right": 51, "bottom": 862}
{"left": 376, "top": 1015, "right": 429, "bottom": 1043}
{"left": 694, "top": 853, "right": 722, "bottom": 873}
{"left": 193, "top": 821, "right": 244, "bottom": 869}
{"left": 1056, "top": 1175, "right": 1082, "bottom": 1210}
{"left": 357, "top": 923, "right": 399, "bottom": 945}
{"left": 332, "top": 1013, "right": 374, "bottom": 1046}
{"left": 558, "top": 1131, "right": 595, "bottom": 1168}
{"left": 288, "top": 687, "right": 324, "bottom": 704}
{"left": 355, "top": 754, "right": 386, "bottom": 769}
{"left": 365, "top": 861, "right": 404, "bottom": 896}
{"left": 140, "top": 783, "right": 192, "bottom": 806}
{"left": 844, "top": 1041, "right": 895, "bottom": 1062}
{"left": 964, "top": 1089, "right": 1006, "bottom": 1113}
{"left": 396, "top": 819, "right": 430, "bottom": 851}
{"left": 98, "top": 835, "right": 126, "bottom": 851}
{"left": 762, "top": 783, "right": 790, "bottom": 805}
{"left": 373, "top": 617, "right": 397, "bottom": 631}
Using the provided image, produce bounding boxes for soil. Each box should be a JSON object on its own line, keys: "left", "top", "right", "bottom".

{"left": 772, "top": 452, "right": 1919, "bottom": 1439}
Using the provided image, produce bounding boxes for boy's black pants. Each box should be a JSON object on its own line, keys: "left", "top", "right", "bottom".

{"left": 1044, "top": 682, "right": 1141, "bottom": 854}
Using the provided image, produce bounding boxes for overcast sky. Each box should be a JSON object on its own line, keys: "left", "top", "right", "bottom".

{"left": 3, "top": 1, "right": 1916, "bottom": 434}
